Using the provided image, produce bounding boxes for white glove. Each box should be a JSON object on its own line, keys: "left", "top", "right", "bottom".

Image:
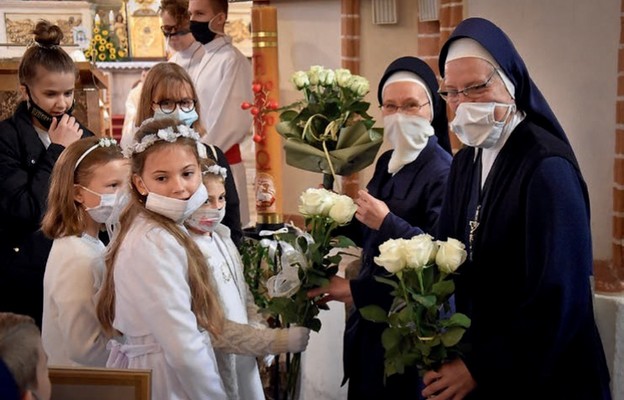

{"left": 286, "top": 326, "right": 310, "bottom": 353}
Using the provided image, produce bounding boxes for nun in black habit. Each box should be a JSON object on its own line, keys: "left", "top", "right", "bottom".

{"left": 421, "top": 17, "right": 611, "bottom": 400}
{"left": 308, "top": 56, "right": 452, "bottom": 399}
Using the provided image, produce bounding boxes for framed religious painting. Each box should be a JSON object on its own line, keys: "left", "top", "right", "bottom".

{"left": 126, "top": 0, "right": 166, "bottom": 60}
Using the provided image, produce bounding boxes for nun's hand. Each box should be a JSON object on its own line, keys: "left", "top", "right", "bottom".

{"left": 421, "top": 358, "right": 476, "bottom": 400}
{"left": 354, "top": 190, "right": 389, "bottom": 230}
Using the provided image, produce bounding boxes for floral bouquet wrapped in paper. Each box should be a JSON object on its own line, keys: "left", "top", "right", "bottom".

{"left": 240, "top": 188, "right": 357, "bottom": 398}
{"left": 360, "top": 234, "right": 471, "bottom": 378}
{"left": 277, "top": 66, "right": 383, "bottom": 188}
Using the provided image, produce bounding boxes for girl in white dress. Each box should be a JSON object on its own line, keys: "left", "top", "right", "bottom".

{"left": 41, "top": 136, "right": 127, "bottom": 366}
{"left": 185, "top": 163, "right": 311, "bottom": 400}
{"left": 97, "top": 118, "right": 227, "bottom": 400}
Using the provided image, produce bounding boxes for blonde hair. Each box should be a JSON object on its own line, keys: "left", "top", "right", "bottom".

{"left": 41, "top": 137, "right": 123, "bottom": 239}
{"left": 135, "top": 62, "right": 206, "bottom": 136}
{"left": 0, "top": 313, "right": 41, "bottom": 396}
{"left": 97, "top": 118, "right": 223, "bottom": 336}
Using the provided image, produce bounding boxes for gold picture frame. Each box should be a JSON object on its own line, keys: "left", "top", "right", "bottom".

{"left": 49, "top": 367, "right": 151, "bottom": 400}
{"left": 126, "top": 0, "right": 165, "bottom": 60}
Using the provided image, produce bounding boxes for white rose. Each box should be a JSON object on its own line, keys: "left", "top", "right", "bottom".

{"left": 328, "top": 194, "right": 357, "bottom": 225}
{"left": 348, "top": 76, "right": 370, "bottom": 97}
{"left": 291, "top": 71, "right": 309, "bottom": 89}
{"left": 334, "top": 68, "right": 352, "bottom": 88}
{"left": 374, "top": 239, "right": 406, "bottom": 273}
{"left": 436, "top": 238, "right": 467, "bottom": 274}
{"left": 319, "top": 68, "right": 335, "bottom": 86}
{"left": 307, "top": 65, "right": 324, "bottom": 85}
{"left": 403, "top": 234, "right": 437, "bottom": 270}
{"left": 298, "top": 188, "right": 335, "bottom": 216}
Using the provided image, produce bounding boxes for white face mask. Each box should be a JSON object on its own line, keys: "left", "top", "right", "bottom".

{"left": 186, "top": 204, "right": 226, "bottom": 234}
{"left": 144, "top": 183, "right": 208, "bottom": 223}
{"left": 383, "top": 113, "right": 434, "bottom": 174}
{"left": 450, "top": 102, "right": 514, "bottom": 149}
{"left": 80, "top": 186, "right": 118, "bottom": 224}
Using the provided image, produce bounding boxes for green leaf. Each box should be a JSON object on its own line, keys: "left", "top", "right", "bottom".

{"left": 373, "top": 276, "right": 399, "bottom": 289}
{"left": 441, "top": 313, "right": 471, "bottom": 329}
{"left": 440, "top": 327, "right": 467, "bottom": 347}
{"left": 359, "top": 305, "right": 389, "bottom": 323}
{"left": 381, "top": 327, "right": 401, "bottom": 351}
{"left": 432, "top": 280, "right": 455, "bottom": 299}
{"left": 307, "top": 318, "right": 322, "bottom": 332}
{"left": 333, "top": 235, "right": 356, "bottom": 248}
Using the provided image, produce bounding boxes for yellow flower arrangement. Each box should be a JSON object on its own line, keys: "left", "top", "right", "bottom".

{"left": 84, "top": 12, "right": 128, "bottom": 62}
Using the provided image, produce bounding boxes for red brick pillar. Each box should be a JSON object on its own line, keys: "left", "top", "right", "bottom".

{"left": 340, "top": 0, "right": 361, "bottom": 198}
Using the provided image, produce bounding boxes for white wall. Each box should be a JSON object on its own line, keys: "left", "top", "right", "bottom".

{"left": 274, "top": 0, "right": 342, "bottom": 216}
{"left": 465, "top": 0, "right": 619, "bottom": 260}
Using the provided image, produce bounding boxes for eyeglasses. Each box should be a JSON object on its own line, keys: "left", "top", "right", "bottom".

{"left": 160, "top": 25, "right": 190, "bottom": 38}
{"left": 380, "top": 101, "right": 430, "bottom": 115}
{"left": 438, "top": 69, "right": 497, "bottom": 101}
{"left": 152, "top": 99, "right": 197, "bottom": 114}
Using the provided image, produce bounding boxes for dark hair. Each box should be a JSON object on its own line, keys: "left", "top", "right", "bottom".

{"left": 18, "top": 20, "right": 76, "bottom": 87}
{"left": 159, "top": 0, "right": 190, "bottom": 27}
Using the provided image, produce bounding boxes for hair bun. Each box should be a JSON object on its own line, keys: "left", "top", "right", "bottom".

{"left": 32, "top": 20, "right": 63, "bottom": 47}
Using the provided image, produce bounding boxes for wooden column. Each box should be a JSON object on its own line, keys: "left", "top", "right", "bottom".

{"left": 251, "top": 1, "right": 283, "bottom": 227}
{"left": 340, "top": 0, "right": 360, "bottom": 198}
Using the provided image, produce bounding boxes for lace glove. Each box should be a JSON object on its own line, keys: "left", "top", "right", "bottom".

{"left": 271, "top": 326, "right": 310, "bottom": 354}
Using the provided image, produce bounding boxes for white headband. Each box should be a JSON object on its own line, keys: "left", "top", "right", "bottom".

{"left": 445, "top": 37, "right": 516, "bottom": 99}
{"left": 74, "top": 137, "right": 118, "bottom": 171}
{"left": 122, "top": 123, "right": 207, "bottom": 159}
{"left": 382, "top": 71, "right": 434, "bottom": 119}
{"left": 203, "top": 164, "right": 227, "bottom": 180}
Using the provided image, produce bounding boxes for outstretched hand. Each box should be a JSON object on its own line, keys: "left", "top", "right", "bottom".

{"left": 355, "top": 190, "right": 390, "bottom": 230}
{"left": 307, "top": 275, "right": 353, "bottom": 307}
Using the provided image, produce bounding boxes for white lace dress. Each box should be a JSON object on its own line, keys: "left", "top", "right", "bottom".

{"left": 194, "top": 224, "right": 295, "bottom": 400}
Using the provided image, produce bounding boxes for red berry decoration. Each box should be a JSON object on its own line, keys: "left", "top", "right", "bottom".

{"left": 253, "top": 134, "right": 262, "bottom": 143}
{"left": 252, "top": 83, "right": 262, "bottom": 93}
{"left": 267, "top": 100, "right": 279, "bottom": 110}
{"left": 250, "top": 107, "right": 260, "bottom": 116}
{"left": 241, "top": 101, "right": 252, "bottom": 110}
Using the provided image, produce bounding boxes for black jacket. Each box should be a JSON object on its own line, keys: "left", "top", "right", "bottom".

{"left": 0, "top": 101, "right": 93, "bottom": 327}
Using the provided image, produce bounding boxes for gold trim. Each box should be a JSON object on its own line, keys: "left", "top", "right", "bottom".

{"left": 252, "top": 41, "right": 278, "bottom": 48}
{"left": 257, "top": 213, "right": 283, "bottom": 224}
{"left": 252, "top": 31, "right": 277, "bottom": 38}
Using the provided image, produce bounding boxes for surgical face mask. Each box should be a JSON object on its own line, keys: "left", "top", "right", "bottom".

{"left": 153, "top": 107, "right": 198, "bottom": 127}
{"left": 189, "top": 15, "right": 219, "bottom": 45}
{"left": 26, "top": 86, "right": 74, "bottom": 130}
{"left": 186, "top": 204, "right": 226, "bottom": 234}
{"left": 383, "top": 113, "right": 434, "bottom": 174}
{"left": 144, "top": 183, "right": 208, "bottom": 223}
{"left": 80, "top": 186, "right": 117, "bottom": 224}
{"left": 450, "top": 102, "right": 514, "bottom": 149}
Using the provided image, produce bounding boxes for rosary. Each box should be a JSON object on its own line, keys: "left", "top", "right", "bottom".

{"left": 468, "top": 205, "right": 481, "bottom": 261}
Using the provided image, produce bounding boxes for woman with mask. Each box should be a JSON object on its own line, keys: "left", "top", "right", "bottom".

{"left": 308, "top": 56, "right": 452, "bottom": 399}
{"left": 131, "top": 62, "right": 243, "bottom": 246}
{"left": 0, "top": 20, "right": 93, "bottom": 328}
{"left": 41, "top": 137, "right": 127, "bottom": 367}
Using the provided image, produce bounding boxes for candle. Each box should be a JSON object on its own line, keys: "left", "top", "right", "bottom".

{"left": 252, "top": 5, "right": 283, "bottom": 227}
{"left": 94, "top": 14, "right": 101, "bottom": 25}
{"left": 109, "top": 10, "right": 115, "bottom": 26}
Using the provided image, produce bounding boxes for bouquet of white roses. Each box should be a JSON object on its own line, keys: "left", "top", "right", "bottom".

{"left": 241, "top": 188, "right": 357, "bottom": 399}
{"left": 360, "top": 234, "right": 471, "bottom": 378}
{"left": 277, "top": 66, "right": 383, "bottom": 189}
